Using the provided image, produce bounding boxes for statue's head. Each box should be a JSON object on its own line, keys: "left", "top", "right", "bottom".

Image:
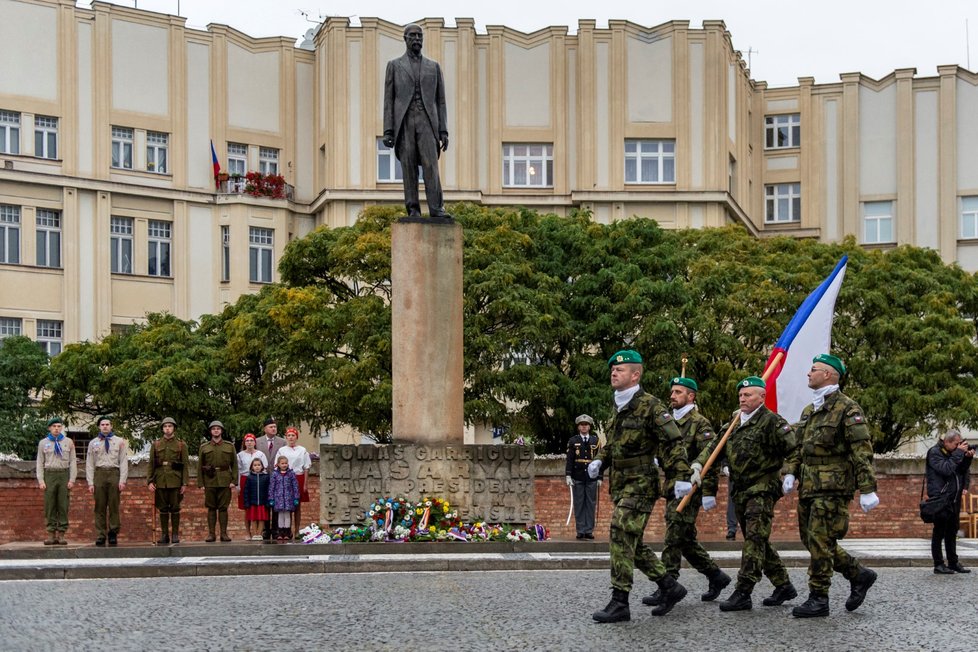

{"left": 403, "top": 24, "right": 423, "bottom": 54}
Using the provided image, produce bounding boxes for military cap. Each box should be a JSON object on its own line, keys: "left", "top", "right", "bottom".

{"left": 738, "top": 376, "right": 765, "bottom": 389}
{"left": 575, "top": 414, "right": 595, "bottom": 426}
{"left": 671, "top": 377, "right": 698, "bottom": 392}
{"left": 813, "top": 353, "right": 846, "bottom": 377}
{"left": 96, "top": 415, "right": 112, "bottom": 425}
{"left": 160, "top": 417, "right": 177, "bottom": 427}
{"left": 262, "top": 417, "right": 276, "bottom": 427}
{"left": 46, "top": 417, "right": 64, "bottom": 427}
{"left": 608, "top": 349, "right": 643, "bottom": 367}
{"left": 208, "top": 420, "right": 225, "bottom": 431}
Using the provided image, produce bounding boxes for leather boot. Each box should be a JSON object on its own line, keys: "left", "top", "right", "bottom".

{"left": 792, "top": 593, "right": 829, "bottom": 618}
{"left": 157, "top": 513, "right": 170, "bottom": 545}
{"left": 219, "top": 511, "right": 231, "bottom": 542}
{"left": 592, "top": 589, "right": 630, "bottom": 623}
{"left": 650, "top": 574, "right": 687, "bottom": 616}
{"left": 950, "top": 562, "right": 971, "bottom": 574}
{"left": 934, "top": 563, "right": 955, "bottom": 574}
{"left": 641, "top": 588, "right": 663, "bottom": 606}
{"left": 170, "top": 513, "right": 180, "bottom": 544}
{"left": 205, "top": 510, "right": 217, "bottom": 542}
{"left": 44, "top": 532, "right": 57, "bottom": 545}
{"left": 56, "top": 531, "right": 68, "bottom": 545}
{"left": 762, "top": 581, "right": 798, "bottom": 606}
{"left": 718, "top": 589, "right": 753, "bottom": 612}
{"left": 845, "top": 568, "right": 877, "bottom": 611}
{"left": 701, "top": 569, "right": 732, "bottom": 602}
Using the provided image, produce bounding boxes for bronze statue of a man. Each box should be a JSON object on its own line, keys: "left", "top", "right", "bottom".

{"left": 383, "top": 24, "right": 451, "bottom": 219}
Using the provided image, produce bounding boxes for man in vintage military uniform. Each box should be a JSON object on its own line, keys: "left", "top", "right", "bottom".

{"left": 35, "top": 417, "right": 77, "bottom": 545}
{"left": 197, "top": 420, "right": 237, "bottom": 542}
{"left": 86, "top": 415, "right": 129, "bottom": 546}
{"left": 644, "top": 377, "right": 731, "bottom": 608}
{"left": 782, "top": 354, "right": 879, "bottom": 617}
{"left": 565, "top": 414, "right": 600, "bottom": 539}
{"left": 147, "top": 417, "right": 190, "bottom": 544}
{"left": 692, "top": 377, "right": 797, "bottom": 611}
{"left": 587, "top": 350, "right": 692, "bottom": 623}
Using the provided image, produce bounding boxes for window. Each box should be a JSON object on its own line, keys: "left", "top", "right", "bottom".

{"left": 110, "top": 216, "right": 133, "bottom": 274}
{"left": 765, "top": 183, "right": 801, "bottom": 223}
{"left": 221, "top": 226, "right": 230, "bottom": 281}
{"left": 0, "top": 111, "right": 19, "bottom": 154}
{"left": 863, "top": 201, "right": 894, "bottom": 244}
{"left": 111, "top": 127, "right": 133, "bottom": 169}
{"left": 34, "top": 115, "right": 58, "bottom": 159}
{"left": 259, "top": 147, "right": 279, "bottom": 175}
{"left": 624, "top": 139, "right": 676, "bottom": 184}
{"left": 0, "top": 204, "right": 20, "bottom": 264}
{"left": 227, "top": 143, "right": 247, "bottom": 176}
{"left": 36, "top": 209, "right": 61, "bottom": 268}
{"left": 961, "top": 197, "right": 978, "bottom": 239}
{"left": 0, "top": 317, "right": 22, "bottom": 339}
{"left": 147, "top": 220, "right": 171, "bottom": 277}
{"left": 375, "top": 138, "right": 422, "bottom": 183}
{"left": 249, "top": 226, "right": 273, "bottom": 283}
{"left": 146, "top": 131, "right": 168, "bottom": 174}
{"left": 36, "top": 320, "right": 62, "bottom": 356}
{"left": 502, "top": 144, "right": 553, "bottom": 188}
{"left": 765, "top": 114, "right": 800, "bottom": 149}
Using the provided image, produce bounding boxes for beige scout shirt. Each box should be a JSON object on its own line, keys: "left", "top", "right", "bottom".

{"left": 35, "top": 437, "right": 78, "bottom": 483}
{"left": 85, "top": 435, "right": 129, "bottom": 485}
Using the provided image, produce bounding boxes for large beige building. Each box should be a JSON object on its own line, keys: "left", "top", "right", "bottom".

{"left": 3, "top": 0, "right": 978, "bottom": 360}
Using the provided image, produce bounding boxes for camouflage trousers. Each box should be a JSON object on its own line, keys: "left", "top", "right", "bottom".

{"left": 662, "top": 493, "right": 719, "bottom": 578}
{"left": 797, "top": 495, "right": 863, "bottom": 594}
{"left": 609, "top": 496, "right": 668, "bottom": 593}
{"left": 733, "top": 493, "right": 790, "bottom": 593}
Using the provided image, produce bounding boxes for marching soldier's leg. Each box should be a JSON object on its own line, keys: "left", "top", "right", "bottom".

{"left": 820, "top": 496, "right": 878, "bottom": 612}
{"left": 644, "top": 498, "right": 681, "bottom": 606}
{"left": 757, "top": 496, "right": 795, "bottom": 607}
{"left": 593, "top": 501, "right": 635, "bottom": 623}
{"left": 720, "top": 497, "right": 755, "bottom": 611}
{"left": 793, "top": 497, "right": 830, "bottom": 617}
{"left": 633, "top": 501, "right": 687, "bottom": 617}
{"left": 680, "top": 500, "right": 730, "bottom": 601}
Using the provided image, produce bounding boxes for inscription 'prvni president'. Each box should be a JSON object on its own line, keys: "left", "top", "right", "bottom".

{"left": 320, "top": 445, "right": 534, "bottom": 523}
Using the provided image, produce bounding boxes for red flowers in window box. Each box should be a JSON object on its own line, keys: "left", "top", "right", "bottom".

{"left": 244, "top": 171, "right": 287, "bottom": 199}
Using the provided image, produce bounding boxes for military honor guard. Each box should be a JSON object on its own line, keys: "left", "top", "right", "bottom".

{"left": 782, "top": 354, "right": 879, "bottom": 617}
{"left": 565, "top": 414, "right": 600, "bottom": 539}
{"left": 197, "top": 420, "right": 238, "bottom": 542}
{"left": 86, "top": 415, "right": 128, "bottom": 546}
{"left": 35, "top": 417, "right": 77, "bottom": 545}
{"left": 147, "top": 417, "right": 189, "bottom": 544}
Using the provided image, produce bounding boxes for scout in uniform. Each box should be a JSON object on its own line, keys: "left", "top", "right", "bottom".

{"left": 782, "top": 354, "right": 880, "bottom": 617}
{"left": 197, "top": 420, "right": 237, "bottom": 542}
{"left": 693, "top": 376, "right": 797, "bottom": 611}
{"left": 587, "top": 350, "right": 692, "bottom": 623}
{"left": 35, "top": 417, "right": 77, "bottom": 545}
{"left": 565, "top": 414, "right": 600, "bottom": 539}
{"left": 86, "top": 415, "right": 128, "bottom": 546}
{"left": 147, "top": 417, "right": 189, "bottom": 544}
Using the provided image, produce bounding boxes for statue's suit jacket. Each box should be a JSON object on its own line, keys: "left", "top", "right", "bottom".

{"left": 383, "top": 53, "right": 448, "bottom": 156}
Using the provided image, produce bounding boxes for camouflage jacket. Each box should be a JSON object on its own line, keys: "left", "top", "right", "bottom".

{"left": 666, "top": 407, "right": 719, "bottom": 497}
{"left": 597, "top": 389, "right": 689, "bottom": 504}
{"left": 783, "top": 390, "right": 876, "bottom": 498}
{"left": 698, "top": 406, "right": 794, "bottom": 500}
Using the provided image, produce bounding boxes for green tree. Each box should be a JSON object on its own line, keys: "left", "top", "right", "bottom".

{"left": 0, "top": 336, "right": 49, "bottom": 458}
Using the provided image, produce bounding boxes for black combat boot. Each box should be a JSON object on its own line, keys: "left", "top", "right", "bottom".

{"left": 845, "top": 568, "right": 877, "bottom": 611}
{"left": 641, "top": 588, "right": 663, "bottom": 606}
{"left": 650, "top": 574, "right": 687, "bottom": 616}
{"left": 157, "top": 514, "right": 170, "bottom": 545}
{"left": 718, "top": 589, "right": 753, "bottom": 612}
{"left": 592, "top": 589, "right": 630, "bottom": 623}
{"left": 701, "top": 569, "right": 732, "bottom": 602}
{"left": 170, "top": 513, "right": 181, "bottom": 544}
{"left": 107, "top": 531, "right": 118, "bottom": 546}
{"left": 792, "top": 593, "right": 829, "bottom": 618}
{"left": 762, "top": 581, "right": 798, "bottom": 606}
{"left": 205, "top": 510, "right": 217, "bottom": 542}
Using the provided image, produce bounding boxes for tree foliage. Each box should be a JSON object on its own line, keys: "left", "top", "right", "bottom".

{"left": 0, "top": 336, "right": 49, "bottom": 458}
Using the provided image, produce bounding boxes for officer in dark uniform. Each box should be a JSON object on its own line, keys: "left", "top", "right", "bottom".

{"left": 147, "top": 417, "right": 189, "bottom": 544}
{"left": 197, "top": 420, "right": 237, "bottom": 542}
{"left": 565, "top": 414, "right": 600, "bottom": 539}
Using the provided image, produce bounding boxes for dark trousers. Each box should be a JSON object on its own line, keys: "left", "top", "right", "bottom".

{"left": 397, "top": 104, "right": 444, "bottom": 217}
{"left": 43, "top": 469, "right": 70, "bottom": 532}
{"left": 931, "top": 507, "right": 961, "bottom": 566}
{"left": 93, "top": 467, "right": 121, "bottom": 538}
{"left": 572, "top": 479, "right": 597, "bottom": 535}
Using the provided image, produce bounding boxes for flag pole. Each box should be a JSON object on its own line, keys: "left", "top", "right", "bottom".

{"left": 676, "top": 350, "right": 784, "bottom": 513}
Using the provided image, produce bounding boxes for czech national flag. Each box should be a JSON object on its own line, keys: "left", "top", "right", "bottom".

{"left": 762, "top": 256, "right": 848, "bottom": 423}
{"left": 210, "top": 140, "right": 221, "bottom": 187}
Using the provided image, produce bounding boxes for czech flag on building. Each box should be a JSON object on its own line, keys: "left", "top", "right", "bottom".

{"left": 210, "top": 140, "right": 221, "bottom": 188}
{"left": 762, "top": 256, "right": 848, "bottom": 424}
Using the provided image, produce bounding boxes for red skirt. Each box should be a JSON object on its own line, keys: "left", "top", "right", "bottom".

{"left": 237, "top": 475, "right": 247, "bottom": 510}
{"left": 297, "top": 473, "right": 310, "bottom": 503}
{"left": 246, "top": 505, "right": 268, "bottom": 522}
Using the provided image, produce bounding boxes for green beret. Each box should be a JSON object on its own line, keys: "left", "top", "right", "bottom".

{"left": 96, "top": 415, "right": 112, "bottom": 425}
{"left": 46, "top": 417, "right": 64, "bottom": 427}
{"left": 738, "top": 376, "right": 765, "bottom": 390}
{"left": 671, "top": 377, "right": 698, "bottom": 392}
{"left": 608, "top": 349, "right": 643, "bottom": 367}
{"left": 813, "top": 353, "right": 846, "bottom": 377}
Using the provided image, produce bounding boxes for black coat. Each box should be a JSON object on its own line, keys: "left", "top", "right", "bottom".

{"left": 925, "top": 443, "right": 972, "bottom": 504}
{"left": 565, "top": 433, "right": 599, "bottom": 482}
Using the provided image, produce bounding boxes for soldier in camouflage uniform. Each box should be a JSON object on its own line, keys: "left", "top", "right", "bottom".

{"left": 782, "top": 354, "right": 879, "bottom": 618}
{"left": 644, "top": 377, "right": 731, "bottom": 608}
{"left": 147, "top": 417, "right": 189, "bottom": 544}
{"left": 587, "top": 350, "right": 692, "bottom": 623}
{"left": 693, "top": 376, "right": 798, "bottom": 612}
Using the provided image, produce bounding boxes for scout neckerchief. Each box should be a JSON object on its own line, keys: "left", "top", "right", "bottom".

{"left": 47, "top": 433, "right": 65, "bottom": 457}
{"left": 99, "top": 431, "right": 114, "bottom": 453}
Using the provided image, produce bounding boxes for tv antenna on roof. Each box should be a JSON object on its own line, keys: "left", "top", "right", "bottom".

{"left": 745, "top": 46, "right": 759, "bottom": 70}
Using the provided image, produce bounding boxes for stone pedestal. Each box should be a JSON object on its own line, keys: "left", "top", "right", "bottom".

{"left": 391, "top": 218, "right": 464, "bottom": 443}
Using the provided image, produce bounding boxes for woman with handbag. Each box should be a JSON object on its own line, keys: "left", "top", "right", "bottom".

{"left": 925, "top": 430, "right": 974, "bottom": 574}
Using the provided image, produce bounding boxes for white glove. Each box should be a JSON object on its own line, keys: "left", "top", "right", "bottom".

{"left": 859, "top": 492, "right": 879, "bottom": 513}
{"left": 782, "top": 474, "right": 796, "bottom": 494}
{"left": 722, "top": 465, "right": 730, "bottom": 477}
{"left": 597, "top": 479, "right": 602, "bottom": 488}
{"left": 587, "top": 459, "right": 602, "bottom": 480}
{"left": 702, "top": 496, "right": 717, "bottom": 511}
{"left": 689, "top": 462, "right": 703, "bottom": 486}
{"left": 674, "top": 481, "right": 692, "bottom": 498}
{"left": 565, "top": 475, "right": 574, "bottom": 487}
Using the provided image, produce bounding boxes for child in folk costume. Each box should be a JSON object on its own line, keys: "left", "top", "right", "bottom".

{"left": 242, "top": 457, "right": 270, "bottom": 541}
{"left": 268, "top": 455, "right": 300, "bottom": 541}
{"left": 277, "top": 426, "right": 312, "bottom": 538}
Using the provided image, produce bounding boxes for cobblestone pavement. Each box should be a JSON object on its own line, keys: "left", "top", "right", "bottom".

{"left": 0, "top": 568, "right": 974, "bottom": 651}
